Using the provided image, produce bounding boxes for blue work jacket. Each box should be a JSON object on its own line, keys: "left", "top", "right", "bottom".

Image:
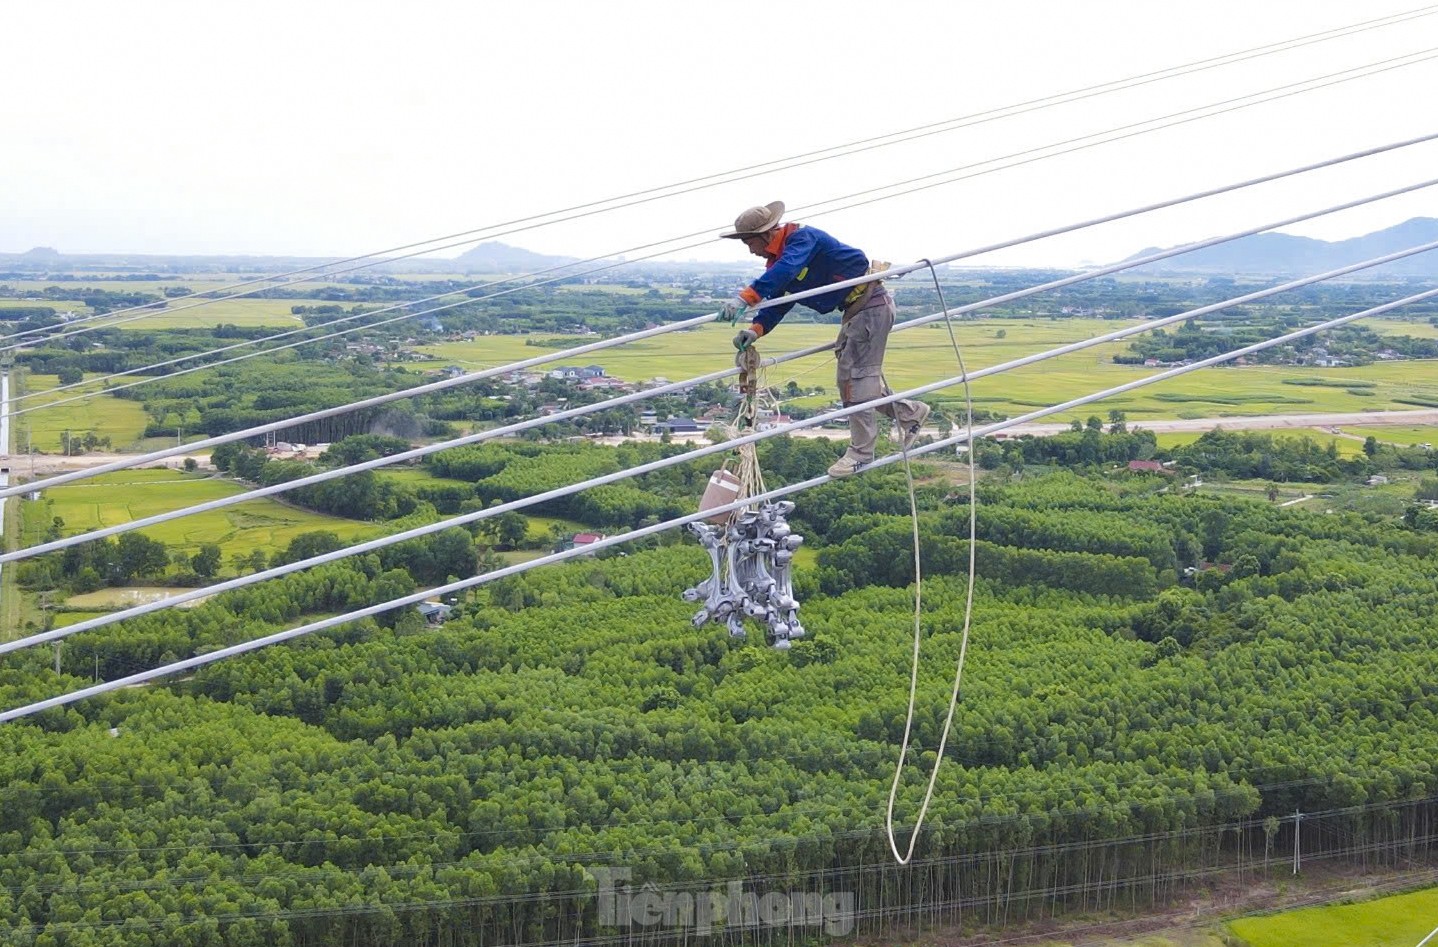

{"left": 747, "top": 225, "right": 869, "bottom": 334}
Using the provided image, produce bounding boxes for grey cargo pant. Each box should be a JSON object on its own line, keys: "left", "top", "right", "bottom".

{"left": 835, "top": 286, "right": 925, "bottom": 462}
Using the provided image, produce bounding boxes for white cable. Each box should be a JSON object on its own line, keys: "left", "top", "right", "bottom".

{"left": 7, "top": 2, "right": 1431, "bottom": 348}
{"left": 9, "top": 127, "right": 1438, "bottom": 500}
{"left": 9, "top": 171, "right": 1437, "bottom": 563}
{"left": 6, "top": 234, "right": 1437, "bottom": 656}
{"left": 17, "top": 48, "right": 1438, "bottom": 407}
{"left": 6, "top": 283, "right": 1435, "bottom": 723}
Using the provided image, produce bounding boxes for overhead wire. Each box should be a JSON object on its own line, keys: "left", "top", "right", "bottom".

{"left": 6, "top": 275, "right": 1437, "bottom": 720}
{"left": 5, "top": 1, "right": 1432, "bottom": 349}
{"left": 11, "top": 170, "right": 1438, "bottom": 563}
{"left": 8, "top": 126, "right": 1438, "bottom": 502}
{"left": 8, "top": 232, "right": 1438, "bottom": 656}
{"left": 13, "top": 48, "right": 1438, "bottom": 415}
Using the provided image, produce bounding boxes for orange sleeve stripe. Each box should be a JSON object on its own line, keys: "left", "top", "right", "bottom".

{"left": 749, "top": 322, "right": 766, "bottom": 338}
{"left": 739, "top": 286, "right": 762, "bottom": 306}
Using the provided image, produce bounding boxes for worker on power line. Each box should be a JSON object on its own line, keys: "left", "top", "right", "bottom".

{"left": 720, "top": 201, "right": 930, "bottom": 478}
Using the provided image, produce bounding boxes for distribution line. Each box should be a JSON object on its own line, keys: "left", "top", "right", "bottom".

{"left": 8, "top": 126, "right": 1438, "bottom": 500}
{"left": 5, "top": 284, "right": 1435, "bottom": 723}
{"left": 15, "top": 52, "right": 1438, "bottom": 407}
{"left": 12, "top": 172, "right": 1438, "bottom": 564}
{"left": 6, "top": 3, "right": 1430, "bottom": 348}
{"left": 6, "top": 234, "right": 1437, "bottom": 657}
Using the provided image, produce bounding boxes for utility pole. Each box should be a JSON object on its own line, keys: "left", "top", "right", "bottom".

{"left": 53, "top": 640, "right": 61, "bottom": 676}
{"left": 1292, "top": 809, "right": 1303, "bottom": 876}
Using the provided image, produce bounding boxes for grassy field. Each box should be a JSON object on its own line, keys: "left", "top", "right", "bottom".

{"left": 26, "top": 468, "right": 375, "bottom": 560}
{"left": 1228, "top": 884, "right": 1438, "bottom": 946}
{"left": 1366, "top": 316, "right": 1438, "bottom": 339}
{"left": 112, "top": 297, "right": 335, "bottom": 329}
{"left": 1356, "top": 424, "right": 1438, "bottom": 447}
{"left": 15, "top": 371, "right": 151, "bottom": 452}
{"left": 412, "top": 320, "right": 1438, "bottom": 424}
{"left": 50, "top": 610, "right": 110, "bottom": 628}
{"left": 1151, "top": 430, "right": 1367, "bottom": 457}
{"left": 62, "top": 586, "right": 209, "bottom": 609}
{"left": 375, "top": 467, "right": 474, "bottom": 488}
{"left": 0, "top": 298, "right": 89, "bottom": 312}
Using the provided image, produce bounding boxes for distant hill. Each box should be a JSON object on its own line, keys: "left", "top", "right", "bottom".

{"left": 450, "top": 241, "right": 581, "bottom": 273}
{"left": 1121, "top": 217, "right": 1438, "bottom": 278}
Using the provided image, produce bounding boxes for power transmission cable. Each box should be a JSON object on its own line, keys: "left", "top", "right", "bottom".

{"left": 6, "top": 279, "right": 1436, "bottom": 720}
{"left": 14, "top": 48, "right": 1438, "bottom": 411}
{"left": 8, "top": 234, "right": 1437, "bottom": 655}
{"left": 6, "top": 1, "right": 1432, "bottom": 348}
{"left": 9, "top": 125, "right": 1438, "bottom": 502}
{"left": 13, "top": 172, "right": 1436, "bottom": 563}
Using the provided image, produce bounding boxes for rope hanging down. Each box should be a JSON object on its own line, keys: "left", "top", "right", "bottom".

{"left": 683, "top": 346, "right": 807, "bottom": 648}
{"left": 886, "top": 261, "right": 978, "bottom": 865}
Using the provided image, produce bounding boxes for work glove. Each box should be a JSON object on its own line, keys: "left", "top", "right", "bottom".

{"left": 718, "top": 298, "right": 748, "bottom": 324}
{"left": 733, "top": 327, "right": 760, "bottom": 350}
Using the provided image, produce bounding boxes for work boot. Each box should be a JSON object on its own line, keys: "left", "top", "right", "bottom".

{"left": 827, "top": 451, "right": 867, "bottom": 479}
{"left": 900, "top": 401, "right": 932, "bottom": 451}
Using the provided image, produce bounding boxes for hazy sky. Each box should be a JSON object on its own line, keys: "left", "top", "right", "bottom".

{"left": 5, "top": 0, "right": 1438, "bottom": 269}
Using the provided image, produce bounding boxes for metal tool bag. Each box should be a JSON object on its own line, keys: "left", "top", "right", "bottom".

{"left": 681, "top": 346, "right": 807, "bottom": 649}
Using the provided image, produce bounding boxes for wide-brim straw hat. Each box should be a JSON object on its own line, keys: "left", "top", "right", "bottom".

{"left": 720, "top": 201, "right": 785, "bottom": 238}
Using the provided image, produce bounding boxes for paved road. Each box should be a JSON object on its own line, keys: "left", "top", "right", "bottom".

{"left": 594, "top": 408, "right": 1438, "bottom": 445}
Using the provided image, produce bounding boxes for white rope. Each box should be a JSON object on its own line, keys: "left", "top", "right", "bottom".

{"left": 6, "top": 235, "right": 1437, "bottom": 659}
{"left": 17, "top": 50, "right": 1438, "bottom": 407}
{"left": 9, "top": 131, "right": 1438, "bottom": 501}
{"left": 6, "top": 2, "right": 1430, "bottom": 349}
{"left": 7, "top": 284, "right": 1435, "bottom": 724}
{"left": 9, "top": 176, "right": 1438, "bottom": 564}
{"left": 886, "top": 261, "right": 977, "bottom": 865}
